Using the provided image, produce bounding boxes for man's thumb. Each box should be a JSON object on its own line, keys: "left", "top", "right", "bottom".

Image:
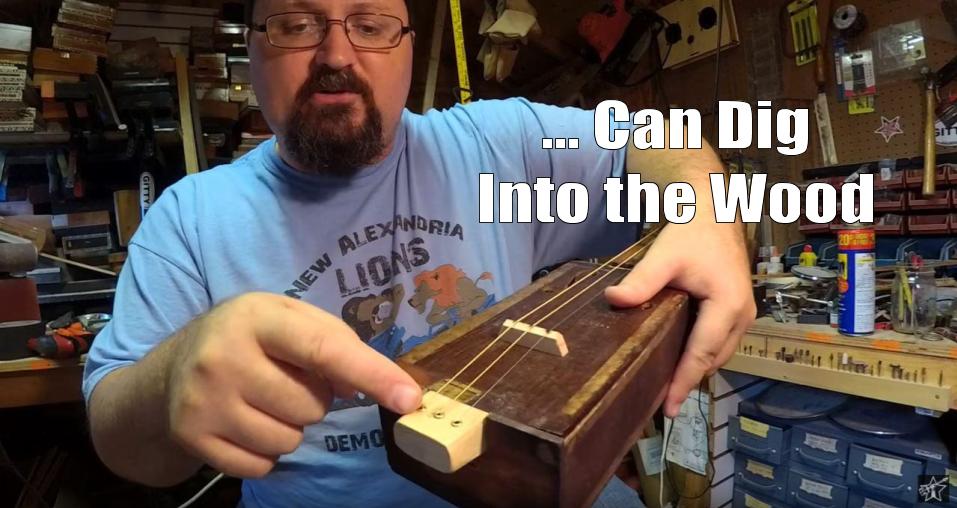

{"left": 604, "top": 258, "right": 675, "bottom": 308}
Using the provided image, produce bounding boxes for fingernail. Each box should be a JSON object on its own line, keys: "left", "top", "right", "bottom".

{"left": 605, "top": 285, "right": 624, "bottom": 296}
{"left": 390, "top": 384, "right": 421, "bottom": 414}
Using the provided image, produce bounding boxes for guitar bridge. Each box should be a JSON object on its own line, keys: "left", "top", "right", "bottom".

{"left": 500, "top": 319, "right": 568, "bottom": 357}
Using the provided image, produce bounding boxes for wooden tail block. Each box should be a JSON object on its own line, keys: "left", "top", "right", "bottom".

{"left": 500, "top": 319, "right": 568, "bottom": 357}
{"left": 393, "top": 390, "right": 488, "bottom": 474}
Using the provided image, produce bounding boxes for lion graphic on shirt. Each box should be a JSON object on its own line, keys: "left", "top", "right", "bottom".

{"left": 341, "top": 286, "right": 404, "bottom": 343}
{"left": 408, "top": 264, "right": 493, "bottom": 328}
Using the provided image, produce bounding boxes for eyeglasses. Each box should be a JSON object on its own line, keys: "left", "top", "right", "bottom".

{"left": 250, "top": 12, "right": 412, "bottom": 50}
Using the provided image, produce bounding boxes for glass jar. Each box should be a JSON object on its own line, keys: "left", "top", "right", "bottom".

{"left": 891, "top": 267, "right": 937, "bottom": 334}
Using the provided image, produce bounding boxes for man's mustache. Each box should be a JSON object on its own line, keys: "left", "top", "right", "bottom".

{"left": 298, "top": 66, "right": 373, "bottom": 98}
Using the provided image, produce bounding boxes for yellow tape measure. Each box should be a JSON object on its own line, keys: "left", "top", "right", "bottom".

{"left": 449, "top": 0, "right": 471, "bottom": 104}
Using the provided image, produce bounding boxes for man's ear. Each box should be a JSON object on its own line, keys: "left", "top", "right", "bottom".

{"left": 409, "top": 30, "right": 416, "bottom": 45}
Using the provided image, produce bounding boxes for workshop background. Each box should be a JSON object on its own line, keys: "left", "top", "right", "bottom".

{"left": 0, "top": 0, "right": 956, "bottom": 507}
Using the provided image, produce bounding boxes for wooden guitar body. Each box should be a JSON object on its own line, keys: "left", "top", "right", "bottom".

{"left": 380, "top": 260, "right": 692, "bottom": 507}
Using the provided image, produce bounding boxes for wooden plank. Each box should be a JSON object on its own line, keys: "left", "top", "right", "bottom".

{"left": 109, "top": 25, "right": 191, "bottom": 46}
{"left": 117, "top": 2, "right": 218, "bottom": 16}
{"left": 738, "top": 330, "right": 957, "bottom": 407}
{"left": 749, "top": 317, "right": 955, "bottom": 357}
{"left": 0, "top": 364, "right": 85, "bottom": 407}
{"left": 723, "top": 353, "right": 952, "bottom": 411}
{"left": 113, "top": 189, "right": 140, "bottom": 247}
{"left": 51, "top": 210, "right": 110, "bottom": 228}
{"left": 31, "top": 47, "right": 97, "bottom": 75}
{"left": 0, "top": 355, "right": 85, "bottom": 374}
{"left": 421, "top": 0, "right": 447, "bottom": 112}
{"left": 175, "top": 54, "right": 200, "bottom": 174}
{"left": 114, "top": 10, "right": 214, "bottom": 29}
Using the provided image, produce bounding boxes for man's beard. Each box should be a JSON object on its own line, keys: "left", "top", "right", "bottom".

{"left": 284, "top": 65, "right": 385, "bottom": 177}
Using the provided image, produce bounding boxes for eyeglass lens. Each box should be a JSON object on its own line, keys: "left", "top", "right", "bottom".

{"left": 266, "top": 13, "right": 403, "bottom": 49}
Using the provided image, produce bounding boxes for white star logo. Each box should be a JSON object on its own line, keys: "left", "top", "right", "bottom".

{"left": 875, "top": 115, "right": 904, "bottom": 143}
{"left": 918, "top": 476, "right": 948, "bottom": 502}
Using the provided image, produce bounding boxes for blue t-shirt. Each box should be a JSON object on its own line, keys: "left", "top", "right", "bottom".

{"left": 83, "top": 98, "right": 637, "bottom": 507}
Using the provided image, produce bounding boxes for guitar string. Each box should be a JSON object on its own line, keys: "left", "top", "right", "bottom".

{"left": 432, "top": 233, "right": 652, "bottom": 397}
{"left": 433, "top": 225, "right": 662, "bottom": 398}
{"left": 468, "top": 265, "right": 631, "bottom": 408}
{"left": 438, "top": 243, "right": 651, "bottom": 426}
{"left": 446, "top": 229, "right": 659, "bottom": 401}
{"left": 449, "top": 239, "right": 653, "bottom": 405}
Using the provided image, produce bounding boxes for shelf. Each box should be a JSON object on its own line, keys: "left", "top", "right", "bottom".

{"left": 0, "top": 130, "right": 70, "bottom": 147}
{"left": 726, "top": 318, "right": 957, "bottom": 411}
{"left": 37, "top": 278, "right": 116, "bottom": 305}
{"left": 802, "top": 153, "right": 957, "bottom": 180}
{"left": 723, "top": 354, "right": 952, "bottom": 411}
{"left": 0, "top": 129, "right": 129, "bottom": 150}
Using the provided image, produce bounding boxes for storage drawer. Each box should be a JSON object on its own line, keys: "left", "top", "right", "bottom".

{"left": 847, "top": 490, "right": 911, "bottom": 508}
{"left": 788, "top": 464, "right": 850, "bottom": 508}
{"left": 733, "top": 487, "right": 790, "bottom": 508}
{"left": 729, "top": 415, "right": 790, "bottom": 465}
{"left": 791, "top": 422, "right": 850, "bottom": 478}
{"left": 847, "top": 444, "right": 923, "bottom": 504}
{"left": 735, "top": 454, "right": 789, "bottom": 502}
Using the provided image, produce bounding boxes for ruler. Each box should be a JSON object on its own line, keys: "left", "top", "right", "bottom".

{"left": 814, "top": 93, "right": 838, "bottom": 166}
{"left": 448, "top": 0, "right": 471, "bottom": 104}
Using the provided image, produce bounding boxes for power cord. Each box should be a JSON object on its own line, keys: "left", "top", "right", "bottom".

{"left": 176, "top": 472, "right": 225, "bottom": 508}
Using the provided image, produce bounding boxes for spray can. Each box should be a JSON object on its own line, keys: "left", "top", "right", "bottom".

{"left": 837, "top": 226, "right": 875, "bottom": 335}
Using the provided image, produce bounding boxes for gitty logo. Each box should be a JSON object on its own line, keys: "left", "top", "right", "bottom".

{"left": 918, "top": 475, "right": 950, "bottom": 504}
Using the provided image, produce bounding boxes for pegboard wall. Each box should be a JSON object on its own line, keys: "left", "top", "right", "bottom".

{"left": 629, "top": 0, "right": 957, "bottom": 175}
{"left": 824, "top": 0, "right": 957, "bottom": 165}
{"left": 606, "top": 0, "right": 957, "bottom": 253}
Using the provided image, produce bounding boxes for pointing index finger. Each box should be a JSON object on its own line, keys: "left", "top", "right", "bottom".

{"left": 252, "top": 297, "right": 422, "bottom": 414}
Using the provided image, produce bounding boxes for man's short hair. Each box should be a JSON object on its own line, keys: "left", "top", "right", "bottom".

{"left": 245, "top": 1, "right": 415, "bottom": 28}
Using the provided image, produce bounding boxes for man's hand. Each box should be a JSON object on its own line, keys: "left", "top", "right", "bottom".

{"left": 164, "top": 292, "right": 422, "bottom": 478}
{"left": 605, "top": 219, "right": 755, "bottom": 418}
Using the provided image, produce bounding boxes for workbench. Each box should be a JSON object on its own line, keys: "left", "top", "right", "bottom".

{"left": 725, "top": 317, "right": 957, "bottom": 412}
{"left": 0, "top": 356, "right": 84, "bottom": 408}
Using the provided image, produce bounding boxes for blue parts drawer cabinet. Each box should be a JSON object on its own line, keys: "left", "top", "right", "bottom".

{"left": 791, "top": 419, "right": 851, "bottom": 478}
{"left": 846, "top": 444, "right": 924, "bottom": 504}
{"left": 847, "top": 490, "right": 910, "bottom": 508}
{"left": 788, "top": 464, "right": 850, "bottom": 508}
{"left": 755, "top": 383, "right": 849, "bottom": 421}
{"left": 733, "top": 487, "right": 790, "bottom": 508}
{"left": 735, "top": 453, "right": 789, "bottom": 502}
{"left": 730, "top": 415, "right": 791, "bottom": 465}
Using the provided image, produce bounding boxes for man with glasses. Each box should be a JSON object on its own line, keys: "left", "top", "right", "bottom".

{"left": 83, "top": 1, "right": 755, "bottom": 507}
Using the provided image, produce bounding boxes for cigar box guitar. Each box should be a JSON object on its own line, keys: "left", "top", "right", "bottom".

{"left": 379, "top": 227, "right": 692, "bottom": 507}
